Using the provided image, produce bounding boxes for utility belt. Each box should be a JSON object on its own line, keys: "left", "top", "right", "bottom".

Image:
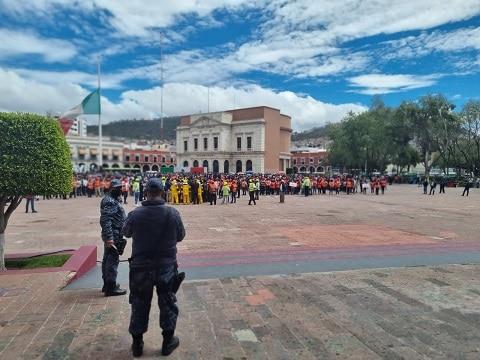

{"left": 128, "top": 258, "right": 185, "bottom": 293}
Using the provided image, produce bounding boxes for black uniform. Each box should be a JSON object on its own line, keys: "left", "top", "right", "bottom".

{"left": 99, "top": 193, "right": 126, "bottom": 291}
{"left": 123, "top": 199, "right": 185, "bottom": 339}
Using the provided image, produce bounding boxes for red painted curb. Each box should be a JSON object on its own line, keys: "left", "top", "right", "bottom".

{"left": 62, "top": 245, "right": 97, "bottom": 284}
{"left": 0, "top": 246, "right": 97, "bottom": 284}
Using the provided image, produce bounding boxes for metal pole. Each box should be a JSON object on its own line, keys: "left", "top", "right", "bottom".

{"left": 160, "top": 33, "right": 164, "bottom": 140}
{"left": 97, "top": 56, "right": 102, "bottom": 168}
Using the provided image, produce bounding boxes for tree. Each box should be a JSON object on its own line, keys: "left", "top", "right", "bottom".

{"left": 457, "top": 100, "right": 480, "bottom": 176}
{"left": 0, "top": 113, "right": 72, "bottom": 270}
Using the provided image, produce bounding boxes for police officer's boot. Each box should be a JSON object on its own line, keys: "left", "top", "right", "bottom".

{"left": 104, "top": 282, "right": 127, "bottom": 297}
{"left": 131, "top": 335, "right": 144, "bottom": 357}
{"left": 161, "top": 331, "right": 179, "bottom": 356}
{"left": 101, "top": 282, "right": 120, "bottom": 293}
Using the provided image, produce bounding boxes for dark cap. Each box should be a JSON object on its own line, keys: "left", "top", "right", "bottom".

{"left": 146, "top": 178, "right": 164, "bottom": 192}
{"left": 111, "top": 179, "right": 122, "bottom": 188}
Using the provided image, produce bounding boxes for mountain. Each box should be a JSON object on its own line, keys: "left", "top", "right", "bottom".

{"left": 291, "top": 125, "right": 331, "bottom": 148}
{"left": 87, "top": 117, "right": 181, "bottom": 140}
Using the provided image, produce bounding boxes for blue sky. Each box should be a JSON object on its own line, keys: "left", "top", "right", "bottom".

{"left": 0, "top": 0, "right": 479, "bottom": 130}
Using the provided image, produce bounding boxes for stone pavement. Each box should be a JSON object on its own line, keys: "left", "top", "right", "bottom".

{"left": 5, "top": 185, "right": 479, "bottom": 261}
{"left": 1, "top": 264, "right": 480, "bottom": 359}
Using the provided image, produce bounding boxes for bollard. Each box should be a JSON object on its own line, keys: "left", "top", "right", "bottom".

{"left": 280, "top": 191, "right": 285, "bottom": 203}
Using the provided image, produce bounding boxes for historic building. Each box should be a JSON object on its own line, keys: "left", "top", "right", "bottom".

{"left": 123, "top": 146, "right": 176, "bottom": 173}
{"left": 67, "top": 136, "right": 125, "bottom": 173}
{"left": 176, "top": 106, "right": 292, "bottom": 173}
{"left": 291, "top": 147, "right": 330, "bottom": 174}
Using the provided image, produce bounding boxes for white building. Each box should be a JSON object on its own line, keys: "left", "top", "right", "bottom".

{"left": 176, "top": 106, "right": 292, "bottom": 173}
{"left": 67, "top": 118, "right": 87, "bottom": 137}
{"left": 67, "top": 136, "right": 124, "bottom": 173}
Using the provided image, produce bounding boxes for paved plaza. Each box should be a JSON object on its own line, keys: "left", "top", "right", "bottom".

{"left": 1, "top": 185, "right": 479, "bottom": 359}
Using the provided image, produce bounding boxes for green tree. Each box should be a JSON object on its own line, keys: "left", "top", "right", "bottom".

{"left": 456, "top": 100, "right": 480, "bottom": 176}
{"left": 0, "top": 113, "right": 72, "bottom": 270}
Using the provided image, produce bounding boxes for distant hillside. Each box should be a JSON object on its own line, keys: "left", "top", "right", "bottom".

{"left": 87, "top": 117, "right": 181, "bottom": 140}
{"left": 292, "top": 125, "right": 329, "bottom": 141}
{"left": 292, "top": 125, "right": 331, "bottom": 147}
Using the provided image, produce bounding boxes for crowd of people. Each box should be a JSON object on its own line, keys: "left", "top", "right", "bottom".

{"left": 66, "top": 173, "right": 391, "bottom": 207}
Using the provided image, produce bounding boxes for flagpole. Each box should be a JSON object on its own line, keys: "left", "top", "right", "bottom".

{"left": 97, "top": 56, "right": 103, "bottom": 169}
{"left": 160, "top": 33, "right": 164, "bottom": 140}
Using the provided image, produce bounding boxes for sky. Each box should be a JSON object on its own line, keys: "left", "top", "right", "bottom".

{"left": 0, "top": 0, "right": 479, "bottom": 131}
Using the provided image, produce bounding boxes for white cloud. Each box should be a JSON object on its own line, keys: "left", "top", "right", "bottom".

{"left": 0, "top": 0, "right": 252, "bottom": 37}
{"left": 383, "top": 27, "right": 480, "bottom": 60}
{"left": 348, "top": 74, "right": 440, "bottom": 95}
{"left": 0, "top": 28, "right": 76, "bottom": 62}
{"left": 0, "top": 68, "right": 366, "bottom": 130}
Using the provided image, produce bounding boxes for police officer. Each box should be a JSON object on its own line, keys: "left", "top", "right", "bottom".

{"left": 123, "top": 178, "right": 185, "bottom": 357}
{"left": 99, "top": 178, "right": 127, "bottom": 297}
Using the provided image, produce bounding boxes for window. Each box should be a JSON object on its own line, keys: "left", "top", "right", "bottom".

{"left": 237, "top": 137, "right": 242, "bottom": 151}
{"left": 247, "top": 136, "right": 252, "bottom": 150}
{"left": 153, "top": 156, "right": 157, "bottom": 163}
{"left": 203, "top": 138, "right": 208, "bottom": 150}
{"left": 170, "top": 158, "right": 174, "bottom": 163}
{"left": 135, "top": 155, "right": 140, "bottom": 162}
{"left": 214, "top": 137, "right": 218, "bottom": 150}
{"left": 194, "top": 138, "right": 198, "bottom": 151}
{"left": 144, "top": 156, "right": 149, "bottom": 162}
{"left": 79, "top": 154, "right": 85, "bottom": 160}
{"left": 125, "top": 155, "right": 130, "bottom": 162}
{"left": 113, "top": 155, "right": 119, "bottom": 161}
{"left": 184, "top": 140, "right": 188, "bottom": 152}
{"left": 91, "top": 154, "right": 97, "bottom": 160}
{"left": 309, "top": 158, "right": 314, "bottom": 163}
{"left": 301, "top": 158, "right": 305, "bottom": 165}
{"left": 103, "top": 154, "right": 108, "bottom": 161}
{"left": 162, "top": 157, "right": 166, "bottom": 163}
{"left": 293, "top": 158, "right": 296, "bottom": 165}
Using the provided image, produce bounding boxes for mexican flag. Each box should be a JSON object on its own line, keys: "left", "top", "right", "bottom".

{"left": 60, "top": 89, "right": 101, "bottom": 120}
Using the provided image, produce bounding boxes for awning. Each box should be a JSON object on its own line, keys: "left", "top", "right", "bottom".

{"left": 103, "top": 149, "right": 110, "bottom": 155}
{"left": 90, "top": 148, "right": 98, "bottom": 155}
{"left": 113, "top": 149, "right": 121, "bottom": 156}
{"left": 78, "top": 148, "right": 87, "bottom": 155}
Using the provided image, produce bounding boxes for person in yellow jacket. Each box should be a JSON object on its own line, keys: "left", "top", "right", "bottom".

{"left": 197, "top": 179, "right": 203, "bottom": 204}
{"left": 182, "top": 179, "right": 190, "bottom": 204}
{"left": 170, "top": 179, "right": 179, "bottom": 204}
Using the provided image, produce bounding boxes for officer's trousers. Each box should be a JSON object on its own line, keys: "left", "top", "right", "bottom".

{"left": 102, "top": 245, "right": 119, "bottom": 288}
{"left": 129, "top": 264, "right": 178, "bottom": 337}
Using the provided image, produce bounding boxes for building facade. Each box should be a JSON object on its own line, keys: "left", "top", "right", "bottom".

{"left": 67, "top": 118, "right": 87, "bottom": 137}
{"left": 176, "top": 106, "right": 292, "bottom": 173}
{"left": 123, "top": 147, "right": 176, "bottom": 172}
{"left": 291, "top": 147, "right": 330, "bottom": 174}
{"left": 67, "top": 136, "right": 124, "bottom": 173}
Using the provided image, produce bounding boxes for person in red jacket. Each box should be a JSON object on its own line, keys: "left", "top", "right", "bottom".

{"left": 380, "top": 177, "right": 387, "bottom": 195}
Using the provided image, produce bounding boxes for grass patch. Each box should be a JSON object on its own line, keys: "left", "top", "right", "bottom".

{"left": 5, "top": 254, "right": 71, "bottom": 269}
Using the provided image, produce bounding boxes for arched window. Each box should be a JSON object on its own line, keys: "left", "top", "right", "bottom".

{"left": 183, "top": 161, "right": 189, "bottom": 168}
{"left": 133, "top": 164, "right": 141, "bottom": 169}
{"left": 213, "top": 160, "right": 219, "bottom": 174}
{"left": 152, "top": 164, "right": 159, "bottom": 171}
{"left": 317, "top": 166, "right": 324, "bottom": 173}
{"left": 193, "top": 160, "right": 199, "bottom": 167}
{"left": 224, "top": 160, "right": 229, "bottom": 174}
{"left": 142, "top": 164, "right": 150, "bottom": 172}
{"left": 293, "top": 166, "right": 298, "bottom": 174}
{"left": 203, "top": 160, "right": 209, "bottom": 171}
{"left": 246, "top": 159, "right": 253, "bottom": 172}
{"left": 236, "top": 160, "right": 242, "bottom": 173}
{"left": 112, "top": 164, "right": 119, "bottom": 169}
{"left": 309, "top": 166, "right": 315, "bottom": 173}
{"left": 299, "top": 166, "right": 306, "bottom": 173}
